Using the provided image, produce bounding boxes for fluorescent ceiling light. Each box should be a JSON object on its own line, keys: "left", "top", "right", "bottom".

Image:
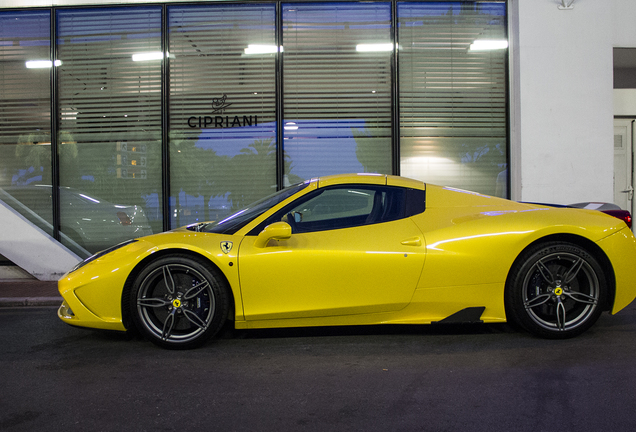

{"left": 132, "top": 51, "right": 165, "bottom": 61}
{"left": 26, "top": 60, "right": 62, "bottom": 68}
{"left": 356, "top": 43, "right": 393, "bottom": 52}
{"left": 284, "top": 122, "right": 298, "bottom": 131}
{"left": 469, "top": 40, "right": 508, "bottom": 51}
{"left": 244, "top": 45, "right": 282, "bottom": 55}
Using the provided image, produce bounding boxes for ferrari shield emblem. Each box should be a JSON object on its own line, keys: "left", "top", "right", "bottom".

{"left": 220, "top": 241, "right": 233, "bottom": 254}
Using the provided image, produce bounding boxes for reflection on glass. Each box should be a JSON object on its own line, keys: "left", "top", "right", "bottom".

{"left": 0, "top": 10, "right": 53, "bottom": 236}
{"left": 283, "top": 3, "right": 393, "bottom": 181}
{"left": 193, "top": 180, "right": 310, "bottom": 235}
{"left": 2, "top": 185, "right": 152, "bottom": 254}
{"left": 398, "top": 2, "right": 508, "bottom": 197}
{"left": 25, "top": 60, "right": 62, "bottom": 68}
{"left": 56, "top": 7, "right": 163, "bottom": 253}
{"left": 168, "top": 4, "right": 278, "bottom": 228}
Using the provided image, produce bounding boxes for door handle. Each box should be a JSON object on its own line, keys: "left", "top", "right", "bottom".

{"left": 621, "top": 185, "right": 634, "bottom": 200}
{"left": 401, "top": 236, "right": 422, "bottom": 247}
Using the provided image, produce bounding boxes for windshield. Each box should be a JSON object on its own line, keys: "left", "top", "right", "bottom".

{"left": 189, "top": 181, "right": 311, "bottom": 235}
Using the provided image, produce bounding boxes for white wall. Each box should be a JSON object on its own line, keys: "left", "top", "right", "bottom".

{"left": 0, "top": 199, "right": 81, "bottom": 281}
{"left": 612, "top": 0, "right": 636, "bottom": 47}
{"left": 516, "top": 0, "right": 614, "bottom": 204}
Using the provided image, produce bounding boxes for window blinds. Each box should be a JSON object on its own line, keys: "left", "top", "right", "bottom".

{"left": 282, "top": 2, "right": 393, "bottom": 180}
{"left": 56, "top": 7, "right": 163, "bottom": 252}
{"left": 0, "top": 2, "right": 509, "bottom": 252}
{"left": 168, "top": 5, "right": 277, "bottom": 225}
{"left": 398, "top": 2, "right": 507, "bottom": 197}
{"left": 0, "top": 11, "right": 53, "bottom": 235}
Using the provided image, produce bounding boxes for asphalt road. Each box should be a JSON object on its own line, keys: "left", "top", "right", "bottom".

{"left": 1, "top": 305, "right": 636, "bottom": 432}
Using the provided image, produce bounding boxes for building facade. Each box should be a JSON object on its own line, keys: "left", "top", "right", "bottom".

{"left": 1, "top": 0, "right": 634, "bottom": 279}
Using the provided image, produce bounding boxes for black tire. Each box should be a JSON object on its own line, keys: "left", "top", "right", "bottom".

{"left": 505, "top": 241, "right": 606, "bottom": 339}
{"left": 129, "top": 254, "right": 229, "bottom": 349}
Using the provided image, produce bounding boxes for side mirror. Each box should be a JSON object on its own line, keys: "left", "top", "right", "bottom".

{"left": 282, "top": 211, "right": 302, "bottom": 224}
{"left": 254, "top": 221, "right": 292, "bottom": 248}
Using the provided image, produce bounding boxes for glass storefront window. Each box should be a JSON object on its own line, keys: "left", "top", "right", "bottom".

{"left": 168, "top": 4, "right": 277, "bottom": 227}
{"left": 398, "top": 2, "right": 508, "bottom": 197}
{"left": 0, "top": 2, "right": 510, "bottom": 261}
{"left": 0, "top": 11, "right": 53, "bottom": 235}
{"left": 57, "top": 7, "right": 162, "bottom": 254}
{"left": 282, "top": 2, "right": 393, "bottom": 181}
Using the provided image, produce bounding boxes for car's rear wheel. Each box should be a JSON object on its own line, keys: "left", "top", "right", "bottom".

{"left": 505, "top": 241, "right": 606, "bottom": 339}
{"left": 130, "top": 255, "right": 229, "bottom": 349}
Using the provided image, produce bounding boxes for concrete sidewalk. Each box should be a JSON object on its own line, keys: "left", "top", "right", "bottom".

{"left": 0, "top": 279, "right": 61, "bottom": 307}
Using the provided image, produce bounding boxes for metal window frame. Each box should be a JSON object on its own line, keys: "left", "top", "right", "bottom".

{"left": 1, "top": 0, "right": 510, "bottom": 239}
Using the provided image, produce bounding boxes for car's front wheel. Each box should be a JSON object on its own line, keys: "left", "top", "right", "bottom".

{"left": 505, "top": 241, "right": 607, "bottom": 339}
{"left": 130, "top": 254, "right": 229, "bottom": 349}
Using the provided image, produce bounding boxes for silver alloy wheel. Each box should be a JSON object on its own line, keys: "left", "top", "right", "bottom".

{"left": 521, "top": 251, "right": 600, "bottom": 332}
{"left": 136, "top": 263, "right": 216, "bottom": 344}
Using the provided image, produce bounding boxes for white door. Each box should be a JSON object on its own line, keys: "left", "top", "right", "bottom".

{"left": 613, "top": 119, "right": 634, "bottom": 216}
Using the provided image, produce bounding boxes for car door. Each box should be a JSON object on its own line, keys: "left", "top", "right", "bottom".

{"left": 237, "top": 185, "right": 426, "bottom": 321}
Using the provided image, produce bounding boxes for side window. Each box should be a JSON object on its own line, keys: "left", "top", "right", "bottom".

{"left": 253, "top": 185, "right": 408, "bottom": 234}
{"left": 405, "top": 188, "right": 426, "bottom": 217}
{"left": 292, "top": 188, "right": 374, "bottom": 223}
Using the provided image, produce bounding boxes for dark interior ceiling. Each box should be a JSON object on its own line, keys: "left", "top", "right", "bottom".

{"left": 614, "top": 48, "right": 636, "bottom": 88}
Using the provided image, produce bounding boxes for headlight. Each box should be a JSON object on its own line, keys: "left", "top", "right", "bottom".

{"left": 70, "top": 239, "right": 138, "bottom": 273}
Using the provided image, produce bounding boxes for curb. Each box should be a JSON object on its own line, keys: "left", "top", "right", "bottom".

{"left": 0, "top": 297, "right": 62, "bottom": 308}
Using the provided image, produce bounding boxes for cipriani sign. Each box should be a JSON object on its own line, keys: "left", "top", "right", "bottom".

{"left": 187, "top": 94, "right": 258, "bottom": 128}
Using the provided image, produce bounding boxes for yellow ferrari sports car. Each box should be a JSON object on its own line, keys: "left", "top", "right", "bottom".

{"left": 58, "top": 173, "right": 636, "bottom": 349}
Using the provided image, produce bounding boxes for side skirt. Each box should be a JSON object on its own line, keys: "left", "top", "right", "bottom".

{"left": 431, "top": 307, "right": 486, "bottom": 324}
